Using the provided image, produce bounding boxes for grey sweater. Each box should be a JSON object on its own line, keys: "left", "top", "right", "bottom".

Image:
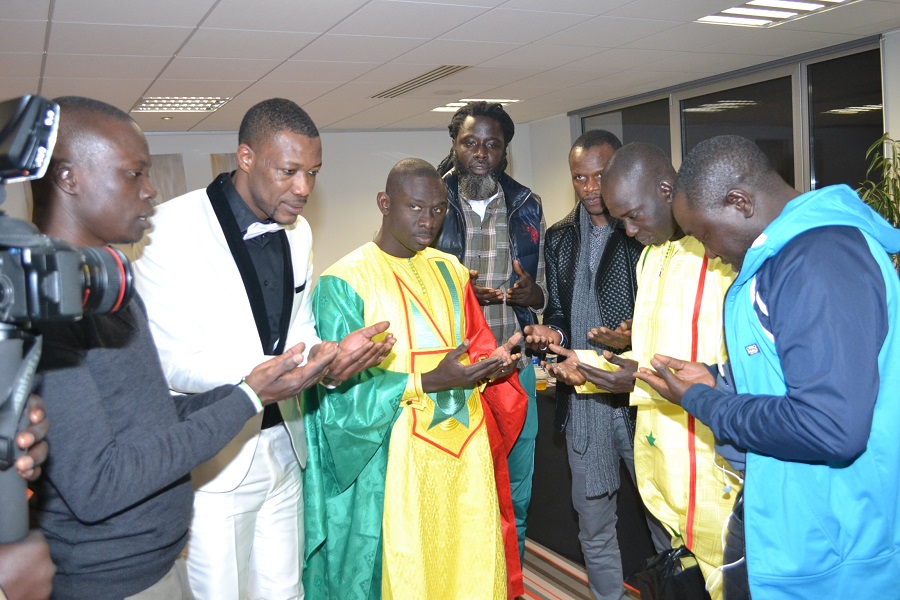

{"left": 32, "top": 297, "right": 257, "bottom": 599}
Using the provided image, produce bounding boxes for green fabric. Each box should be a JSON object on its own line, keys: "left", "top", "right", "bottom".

{"left": 303, "top": 275, "right": 407, "bottom": 600}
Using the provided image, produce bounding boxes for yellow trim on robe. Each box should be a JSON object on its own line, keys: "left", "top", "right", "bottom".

{"left": 326, "top": 244, "right": 506, "bottom": 600}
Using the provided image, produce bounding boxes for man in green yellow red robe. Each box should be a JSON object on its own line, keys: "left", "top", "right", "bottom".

{"left": 303, "top": 158, "right": 527, "bottom": 600}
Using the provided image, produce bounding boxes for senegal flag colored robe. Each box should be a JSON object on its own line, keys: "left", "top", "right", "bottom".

{"left": 576, "top": 236, "right": 738, "bottom": 599}
{"left": 303, "top": 243, "right": 526, "bottom": 600}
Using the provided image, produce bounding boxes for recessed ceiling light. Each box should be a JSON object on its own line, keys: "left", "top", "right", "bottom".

{"left": 698, "top": 15, "right": 772, "bottom": 25}
{"left": 431, "top": 98, "right": 520, "bottom": 113}
{"left": 723, "top": 7, "right": 797, "bottom": 18}
{"left": 698, "top": 0, "right": 850, "bottom": 27}
{"left": 132, "top": 97, "right": 231, "bottom": 113}
{"left": 748, "top": 0, "right": 822, "bottom": 10}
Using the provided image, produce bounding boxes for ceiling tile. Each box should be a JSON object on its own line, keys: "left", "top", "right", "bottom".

{"left": 643, "top": 50, "right": 774, "bottom": 75}
{"left": 43, "top": 54, "right": 170, "bottom": 79}
{"left": 513, "top": 68, "right": 605, "bottom": 87}
{"left": 433, "top": 66, "right": 541, "bottom": 86}
{"left": 542, "top": 15, "right": 681, "bottom": 47}
{"left": 701, "top": 28, "right": 858, "bottom": 57}
{"left": 480, "top": 43, "right": 601, "bottom": 69}
{"left": 159, "top": 57, "right": 282, "bottom": 81}
{"left": 558, "top": 47, "right": 671, "bottom": 72}
{"left": 0, "top": 0, "right": 892, "bottom": 131}
{"left": 293, "top": 34, "right": 427, "bottom": 62}
{"left": 39, "top": 77, "right": 147, "bottom": 112}
{"left": 0, "top": 76, "right": 40, "bottom": 97}
{"left": 133, "top": 111, "right": 210, "bottom": 133}
{"left": 624, "top": 22, "right": 755, "bottom": 52}
{"left": 385, "top": 111, "right": 456, "bottom": 129}
{"left": 476, "top": 82, "right": 560, "bottom": 100}
{"left": 202, "top": 0, "right": 370, "bottom": 32}
{"left": 0, "top": 20, "right": 48, "bottom": 53}
{"left": 0, "top": 53, "right": 43, "bottom": 78}
{"left": 498, "top": 0, "right": 631, "bottom": 14}
{"left": 47, "top": 23, "right": 191, "bottom": 56}
{"left": 440, "top": 8, "right": 587, "bottom": 44}
{"left": 51, "top": 0, "right": 216, "bottom": 27}
{"left": 144, "top": 79, "right": 253, "bottom": 97}
{"left": 394, "top": 39, "right": 521, "bottom": 65}
{"left": 607, "top": 0, "right": 736, "bottom": 21}
{"left": 331, "top": 0, "right": 489, "bottom": 37}
{"left": 302, "top": 95, "right": 389, "bottom": 128}
{"left": 394, "top": 0, "right": 505, "bottom": 6}
{"left": 227, "top": 80, "right": 349, "bottom": 109}
{"left": 2, "top": 0, "right": 50, "bottom": 20}
{"left": 328, "top": 98, "right": 442, "bottom": 128}
{"left": 266, "top": 60, "right": 380, "bottom": 82}
{"left": 777, "top": 1, "right": 900, "bottom": 35}
{"left": 179, "top": 29, "right": 319, "bottom": 60}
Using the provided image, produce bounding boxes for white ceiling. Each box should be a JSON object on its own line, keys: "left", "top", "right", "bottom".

{"left": 2, "top": 0, "right": 898, "bottom": 132}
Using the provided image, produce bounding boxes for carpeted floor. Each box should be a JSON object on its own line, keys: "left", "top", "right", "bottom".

{"left": 522, "top": 539, "right": 641, "bottom": 600}
{"left": 522, "top": 539, "right": 592, "bottom": 600}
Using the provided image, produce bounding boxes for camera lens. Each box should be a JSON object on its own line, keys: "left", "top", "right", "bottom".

{"left": 80, "top": 246, "right": 134, "bottom": 315}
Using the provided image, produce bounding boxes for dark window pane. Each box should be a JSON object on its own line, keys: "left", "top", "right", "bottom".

{"left": 681, "top": 77, "right": 794, "bottom": 185}
{"left": 582, "top": 99, "right": 671, "bottom": 158}
{"left": 808, "top": 49, "right": 883, "bottom": 190}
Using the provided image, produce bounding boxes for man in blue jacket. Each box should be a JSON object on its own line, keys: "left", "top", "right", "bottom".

{"left": 434, "top": 101, "right": 547, "bottom": 561}
{"left": 636, "top": 135, "right": 900, "bottom": 600}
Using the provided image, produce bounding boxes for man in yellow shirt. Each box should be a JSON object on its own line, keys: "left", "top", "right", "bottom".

{"left": 550, "top": 142, "right": 740, "bottom": 599}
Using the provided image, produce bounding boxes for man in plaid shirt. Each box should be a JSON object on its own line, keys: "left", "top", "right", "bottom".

{"left": 434, "top": 101, "right": 547, "bottom": 563}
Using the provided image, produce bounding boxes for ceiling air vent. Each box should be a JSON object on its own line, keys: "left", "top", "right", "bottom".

{"left": 371, "top": 65, "right": 469, "bottom": 99}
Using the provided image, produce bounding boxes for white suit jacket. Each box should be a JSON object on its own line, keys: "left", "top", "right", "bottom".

{"left": 132, "top": 181, "right": 318, "bottom": 492}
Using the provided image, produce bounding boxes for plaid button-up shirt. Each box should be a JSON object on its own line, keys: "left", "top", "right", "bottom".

{"left": 459, "top": 186, "right": 547, "bottom": 346}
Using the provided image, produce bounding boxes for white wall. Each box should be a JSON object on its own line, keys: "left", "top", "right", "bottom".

{"left": 525, "top": 114, "right": 579, "bottom": 228}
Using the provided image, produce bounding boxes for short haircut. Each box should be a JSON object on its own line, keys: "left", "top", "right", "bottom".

{"left": 675, "top": 135, "right": 777, "bottom": 211}
{"left": 238, "top": 98, "right": 319, "bottom": 148}
{"left": 386, "top": 158, "right": 442, "bottom": 198}
{"left": 55, "top": 96, "right": 133, "bottom": 126}
{"left": 604, "top": 141, "right": 674, "bottom": 183}
{"left": 572, "top": 129, "right": 623, "bottom": 154}
{"left": 31, "top": 96, "right": 136, "bottom": 204}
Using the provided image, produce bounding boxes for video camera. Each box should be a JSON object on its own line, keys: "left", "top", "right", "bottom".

{"left": 0, "top": 95, "right": 135, "bottom": 543}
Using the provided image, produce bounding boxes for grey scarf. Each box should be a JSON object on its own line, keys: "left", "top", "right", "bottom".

{"left": 568, "top": 208, "right": 621, "bottom": 498}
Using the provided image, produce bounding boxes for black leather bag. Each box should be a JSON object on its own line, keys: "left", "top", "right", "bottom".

{"left": 624, "top": 546, "right": 712, "bottom": 600}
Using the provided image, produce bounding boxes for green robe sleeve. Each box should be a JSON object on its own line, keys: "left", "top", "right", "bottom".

{"left": 308, "top": 274, "right": 409, "bottom": 492}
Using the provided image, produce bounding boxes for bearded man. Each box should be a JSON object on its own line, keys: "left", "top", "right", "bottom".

{"left": 434, "top": 101, "right": 547, "bottom": 562}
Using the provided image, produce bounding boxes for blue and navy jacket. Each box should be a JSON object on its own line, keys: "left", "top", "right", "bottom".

{"left": 434, "top": 169, "right": 543, "bottom": 330}
{"left": 723, "top": 185, "right": 900, "bottom": 598}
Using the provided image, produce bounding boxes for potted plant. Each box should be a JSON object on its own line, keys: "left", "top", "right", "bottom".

{"left": 857, "top": 132, "right": 900, "bottom": 271}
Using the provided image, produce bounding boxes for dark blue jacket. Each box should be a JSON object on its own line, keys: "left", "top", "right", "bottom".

{"left": 434, "top": 169, "right": 543, "bottom": 330}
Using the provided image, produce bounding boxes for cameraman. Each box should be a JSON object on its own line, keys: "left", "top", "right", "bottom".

{"left": 23, "top": 97, "right": 380, "bottom": 600}
{"left": 0, "top": 395, "right": 54, "bottom": 600}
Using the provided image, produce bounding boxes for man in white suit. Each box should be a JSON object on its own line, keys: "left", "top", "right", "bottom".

{"left": 133, "top": 98, "right": 392, "bottom": 600}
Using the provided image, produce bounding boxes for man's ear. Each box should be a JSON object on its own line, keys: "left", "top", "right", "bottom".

{"left": 53, "top": 161, "right": 77, "bottom": 195}
{"left": 236, "top": 143, "right": 254, "bottom": 173}
{"left": 725, "top": 188, "right": 755, "bottom": 218}
{"left": 659, "top": 179, "right": 674, "bottom": 203}
{"left": 376, "top": 191, "right": 390, "bottom": 215}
